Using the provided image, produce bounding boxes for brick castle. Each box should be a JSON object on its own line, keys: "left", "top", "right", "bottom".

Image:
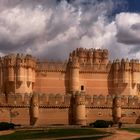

{"left": 0, "top": 48, "right": 140, "bottom": 125}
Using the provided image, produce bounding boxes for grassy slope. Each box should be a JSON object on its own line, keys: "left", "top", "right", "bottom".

{"left": 123, "top": 128, "right": 140, "bottom": 133}
{"left": 0, "top": 128, "right": 109, "bottom": 140}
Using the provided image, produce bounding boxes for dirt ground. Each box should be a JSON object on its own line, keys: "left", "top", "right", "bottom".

{"left": 100, "top": 129, "right": 140, "bottom": 140}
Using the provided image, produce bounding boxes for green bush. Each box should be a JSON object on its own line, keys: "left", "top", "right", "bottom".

{"left": 90, "top": 120, "right": 114, "bottom": 128}
{"left": 0, "top": 122, "right": 15, "bottom": 131}
{"left": 106, "top": 120, "right": 114, "bottom": 127}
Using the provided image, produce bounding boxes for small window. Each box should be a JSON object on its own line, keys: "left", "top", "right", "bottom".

{"left": 81, "top": 85, "right": 84, "bottom": 91}
{"left": 131, "top": 112, "right": 136, "bottom": 116}
{"left": 98, "top": 112, "right": 102, "bottom": 116}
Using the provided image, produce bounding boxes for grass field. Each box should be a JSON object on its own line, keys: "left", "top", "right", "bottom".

{"left": 123, "top": 128, "right": 140, "bottom": 133}
{"left": 0, "top": 128, "right": 110, "bottom": 140}
{"left": 60, "top": 135, "right": 108, "bottom": 140}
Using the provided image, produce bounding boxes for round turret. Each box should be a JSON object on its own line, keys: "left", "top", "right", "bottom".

{"left": 121, "top": 58, "right": 125, "bottom": 70}
{"left": 69, "top": 57, "right": 80, "bottom": 92}
{"left": 6, "top": 55, "right": 15, "bottom": 82}
{"left": 3, "top": 53, "right": 36, "bottom": 94}
{"left": 124, "top": 58, "right": 129, "bottom": 71}
{"left": 102, "top": 49, "right": 108, "bottom": 64}
{"left": 30, "top": 93, "right": 39, "bottom": 125}
{"left": 102, "top": 49, "right": 108, "bottom": 58}
{"left": 71, "top": 57, "right": 79, "bottom": 69}
{"left": 74, "top": 92, "right": 86, "bottom": 125}
{"left": 120, "top": 59, "right": 130, "bottom": 84}
{"left": 130, "top": 59, "right": 137, "bottom": 71}
{"left": 113, "top": 59, "right": 120, "bottom": 84}
{"left": 25, "top": 55, "right": 36, "bottom": 83}
{"left": 113, "top": 95, "right": 122, "bottom": 123}
{"left": 16, "top": 56, "right": 24, "bottom": 82}
{"left": 0, "top": 58, "right": 2, "bottom": 88}
{"left": 78, "top": 48, "right": 86, "bottom": 64}
{"left": 87, "top": 49, "right": 93, "bottom": 64}
{"left": 130, "top": 59, "right": 139, "bottom": 84}
{"left": 93, "top": 49, "right": 102, "bottom": 64}
{"left": 114, "top": 59, "right": 120, "bottom": 71}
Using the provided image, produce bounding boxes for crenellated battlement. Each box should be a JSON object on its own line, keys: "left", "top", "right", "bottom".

{"left": 87, "top": 95, "right": 140, "bottom": 108}
{"left": 69, "top": 48, "right": 109, "bottom": 65}
{"left": 67, "top": 48, "right": 110, "bottom": 73}
{"left": 37, "top": 61, "right": 67, "bottom": 72}
{"left": 0, "top": 92, "right": 140, "bottom": 125}
{"left": 112, "top": 58, "right": 140, "bottom": 85}
{"left": 2, "top": 54, "right": 36, "bottom": 69}
{"left": 0, "top": 93, "right": 140, "bottom": 109}
{"left": 113, "top": 58, "right": 140, "bottom": 72}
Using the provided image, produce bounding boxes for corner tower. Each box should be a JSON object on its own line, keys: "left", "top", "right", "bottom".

{"left": 3, "top": 54, "right": 36, "bottom": 94}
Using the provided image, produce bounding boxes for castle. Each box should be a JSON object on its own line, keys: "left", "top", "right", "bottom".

{"left": 0, "top": 48, "right": 140, "bottom": 125}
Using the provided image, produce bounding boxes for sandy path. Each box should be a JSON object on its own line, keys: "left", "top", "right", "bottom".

{"left": 100, "top": 129, "right": 140, "bottom": 140}
{"left": 0, "top": 130, "right": 14, "bottom": 136}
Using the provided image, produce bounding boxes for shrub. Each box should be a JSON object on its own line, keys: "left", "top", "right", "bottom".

{"left": 90, "top": 120, "right": 114, "bottom": 128}
{"left": 89, "top": 122, "right": 94, "bottom": 127}
{"left": 106, "top": 120, "right": 114, "bottom": 127}
{"left": 0, "top": 122, "right": 15, "bottom": 131}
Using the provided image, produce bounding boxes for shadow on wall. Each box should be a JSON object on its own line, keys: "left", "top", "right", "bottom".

{"left": 107, "top": 61, "right": 113, "bottom": 95}
{"left": 65, "top": 61, "right": 70, "bottom": 93}
{"left": 107, "top": 62, "right": 128, "bottom": 95}
{"left": 136, "top": 116, "right": 140, "bottom": 124}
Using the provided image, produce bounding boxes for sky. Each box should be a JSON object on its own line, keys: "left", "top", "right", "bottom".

{"left": 0, "top": 0, "right": 140, "bottom": 60}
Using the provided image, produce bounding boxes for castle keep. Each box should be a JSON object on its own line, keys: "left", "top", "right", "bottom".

{"left": 0, "top": 48, "right": 140, "bottom": 125}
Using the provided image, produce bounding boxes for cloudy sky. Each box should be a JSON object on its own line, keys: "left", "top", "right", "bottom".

{"left": 0, "top": 0, "right": 140, "bottom": 60}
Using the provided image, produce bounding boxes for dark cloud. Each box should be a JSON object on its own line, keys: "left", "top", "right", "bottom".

{"left": 131, "top": 23, "right": 140, "bottom": 31}
{"left": 116, "top": 29, "right": 140, "bottom": 45}
{"left": 129, "top": 45, "right": 140, "bottom": 54}
{"left": 116, "top": 13, "right": 140, "bottom": 45}
{"left": 0, "top": 0, "right": 140, "bottom": 60}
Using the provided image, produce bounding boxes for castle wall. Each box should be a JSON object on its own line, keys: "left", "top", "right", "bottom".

{"left": 1, "top": 48, "right": 140, "bottom": 125}
{"left": 9, "top": 108, "right": 30, "bottom": 125}
{"left": 1, "top": 107, "right": 140, "bottom": 125}
{"left": 0, "top": 108, "right": 10, "bottom": 122}
{"left": 34, "top": 71, "right": 67, "bottom": 94}
{"left": 37, "top": 108, "right": 69, "bottom": 125}
{"left": 86, "top": 108, "right": 140, "bottom": 124}
{"left": 79, "top": 73, "right": 109, "bottom": 95}
{"left": 0, "top": 93, "right": 70, "bottom": 125}
{"left": 0, "top": 93, "right": 140, "bottom": 125}
{"left": 0, "top": 108, "right": 30, "bottom": 125}
{"left": 121, "top": 108, "right": 140, "bottom": 124}
{"left": 86, "top": 108, "right": 112, "bottom": 123}
{"left": 0, "top": 107, "right": 69, "bottom": 125}
{"left": 35, "top": 69, "right": 110, "bottom": 95}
